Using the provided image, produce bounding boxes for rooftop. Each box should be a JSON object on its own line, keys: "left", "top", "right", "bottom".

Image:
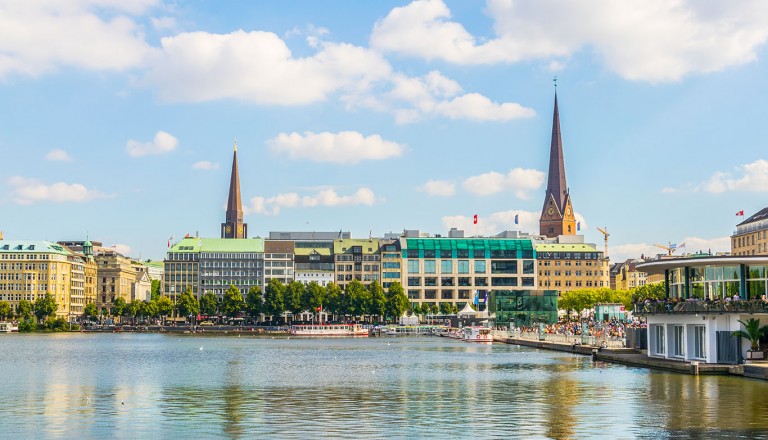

{"left": 0, "top": 240, "right": 72, "bottom": 256}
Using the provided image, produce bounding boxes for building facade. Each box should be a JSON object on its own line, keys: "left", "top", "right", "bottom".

{"left": 0, "top": 240, "right": 82, "bottom": 320}
{"left": 731, "top": 208, "right": 768, "bottom": 256}
{"left": 400, "top": 237, "right": 536, "bottom": 310}
{"left": 94, "top": 250, "right": 137, "bottom": 313}
{"left": 636, "top": 256, "right": 768, "bottom": 364}
{"left": 536, "top": 242, "right": 609, "bottom": 292}
{"left": 334, "top": 239, "right": 381, "bottom": 291}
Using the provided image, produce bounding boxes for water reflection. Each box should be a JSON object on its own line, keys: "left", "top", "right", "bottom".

{"left": 1, "top": 334, "right": 768, "bottom": 439}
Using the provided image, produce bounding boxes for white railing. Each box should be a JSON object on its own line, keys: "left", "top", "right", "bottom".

{"left": 493, "top": 329, "right": 626, "bottom": 348}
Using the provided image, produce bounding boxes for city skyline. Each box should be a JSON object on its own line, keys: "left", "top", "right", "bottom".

{"left": 2, "top": 0, "right": 768, "bottom": 262}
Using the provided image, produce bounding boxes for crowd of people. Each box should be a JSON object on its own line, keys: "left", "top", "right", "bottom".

{"left": 514, "top": 317, "right": 645, "bottom": 340}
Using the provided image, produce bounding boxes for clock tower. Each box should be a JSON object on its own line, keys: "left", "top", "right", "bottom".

{"left": 540, "top": 93, "right": 576, "bottom": 238}
{"left": 221, "top": 141, "right": 248, "bottom": 239}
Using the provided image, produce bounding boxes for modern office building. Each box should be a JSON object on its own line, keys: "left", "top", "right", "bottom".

{"left": 263, "top": 239, "right": 294, "bottom": 286}
{"left": 635, "top": 255, "right": 768, "bottom": 364}
{"left": 400, "top": 235, "right": 536, "bottom": 310}
{"left": 165, "top": 237, "right": 264, "bottom": 300}
{"left": 380, "top": 239, "right": 402, "bottom": 290}
{"left": 274, "top": 232, "right": 340, "bottom": 287}
{"left": 732, "top": 207, "right": 768, "bottom": 256}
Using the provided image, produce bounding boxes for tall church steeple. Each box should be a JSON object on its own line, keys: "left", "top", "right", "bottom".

{"left": 221, "top": 141, "right": 247, "bottom": 239}
{"left": 540, "top": 92, "right": 576, "bottom": 238}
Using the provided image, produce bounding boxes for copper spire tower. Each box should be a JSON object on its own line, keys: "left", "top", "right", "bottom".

{"left": 221, "top": 140, "right": 247, "bottom": 239}
{"left": 540, "top": 92, "right": 576, "bottom": 238}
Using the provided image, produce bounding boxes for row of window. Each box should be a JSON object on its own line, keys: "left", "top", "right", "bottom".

{"left": 539, "top": 280, "right": 606, "bottom": 287}
{"left": 0, "top": 254, "right": 63, "bottom": 260}
{"left": 406, "top": 276, "right": 534, "bottom": 287}
{"left": 539, "top": 270, "right": 606, "bottom": 277}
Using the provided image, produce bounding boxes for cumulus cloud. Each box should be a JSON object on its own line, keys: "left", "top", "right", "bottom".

{"left": 442, "top": 210, "right": 541, "bottom": 236}
{"left": 268, "top": 131, "right": 405, "bottom": 164}
{"left": 7, "top": 176, "right": 112, "bottom": 205}
{"left": 141, "top": 31, "right": 392, "bottom": 105}
{"left": 611, "top": 236, "right": 730, "bottom": 262}
{"left": 664, "top": 159, "right": 768, "bottom": 194}
{"left": 150, "top": 16, "right": 176, "bottom": 31}
{"left": 371, "top": 0, "right": 768, "bottom": 82}
{"left": 192, "top": 160, "right": 220, "bottom": 170}
{"left": 126, "top": 130, "right": 178, "bottom": 157}
{"left": 419, "top": 179, "right": 455, "bottom": 197}
{"left": 44, "top": 149, "right": 72, "bottom": 161}
{"left": 462, "top": 168, "right": 545, "bottom": 199}
{"left": 0, "top": 1, "right": 158, "bottom": 78}
{"left": 245, "top": 187, "right": 378, "bottom": 216}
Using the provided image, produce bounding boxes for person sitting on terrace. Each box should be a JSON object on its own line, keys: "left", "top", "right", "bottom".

{"left": 762, "top": 294, "right": 768, "bottom": 302}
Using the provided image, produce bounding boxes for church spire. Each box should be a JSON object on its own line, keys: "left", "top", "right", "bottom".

{"left": 540, "top": 91, "right": 576, "bottom": 238}
{"left": 222, "top": 140, "right": 247, "bottom": 239}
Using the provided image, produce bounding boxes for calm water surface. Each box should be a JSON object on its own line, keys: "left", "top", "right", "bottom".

{"left": 1, "top": 333, "right": 767, "bottom": 439}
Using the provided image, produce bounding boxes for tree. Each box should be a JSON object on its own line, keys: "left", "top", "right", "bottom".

{"left": 412, "top": 303, "right": 422, "bottom": 315}
{"left": 17, "top": 300, "right": 33, "bottom": 320}
{"left": 324, "top": 282, "right": 342, "bottom": 318}
{"left": 176, "top": 287, "right": 200, "bottom": 320}
{"left": 368, "top": 281, "right": 386, "bottom": 323}
{"left": 156, "top": 296, "right": 173, "bottom": 318}
{"left": 303, "top": 282, "right": 325, "bottom": 320}
{"left": 200, "top": 292, "right": 218, "bottom": 317}
{"left": 284, "top": 281, "right": 305, "bottom": 322}
{"left": 632, "top": 282, "right": 667, "bottom": 303}
{"left": 84, "top": 303, "right": 98, "bottom": 320}
{"left": 142, "top": 300, "right": 158, "bottom": 321}
{"left": 126, "top": 300, "right": 142, "bottom": 324}
{"left": 112, "top": 297, "right": 127, "bottom": 321}
{"left": 263, "top": 279, "right": 286, "bottom": 323}
{"left": 0, "top": 301, "right": 11, "bottom": 320}
{"left": 732, "top": 318, "right": 768, "bottom": 351}
{"left": 385, "top": 282, "right": 409, "bottom": 321}
{"left": 150, "top": 279, "right": 162, "bottom": 301}
{"left": 345, "top": 279, "right": 370, "bottom": 319}
{"left": 34, "top": 293, "right": 58, "bottom": 321}
{"left": 245, "top": 287, "right": 263, "bottom": 320}
{"left": 221, "top": 285, "right": 245, "bottom": 319}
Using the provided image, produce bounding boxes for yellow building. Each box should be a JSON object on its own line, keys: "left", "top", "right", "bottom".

{"left": 731, "top": 208, "right": 768, "bottom": 256}
{"left": 535, "top": 242, "right": 609, "bottom": 293}
{"left": 0, "top": 240, "right": 81, "bottom": 320}
{"left": 334, "top": 239, "right": 381, "bottom": 291}
{"left": 94, "top": 249, "right": 136, "bottom": 313}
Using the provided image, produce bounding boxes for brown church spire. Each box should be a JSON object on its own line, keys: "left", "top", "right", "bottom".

{"left": 540, "top": 92, "right": 576, "bottom": 238}
{"left": 222, "top": 140, "right": 247, "bottom": 239}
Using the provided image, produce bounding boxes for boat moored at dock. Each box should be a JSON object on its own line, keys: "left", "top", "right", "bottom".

{"left": 290, "top": 323, "right": 369, "bottom": 337}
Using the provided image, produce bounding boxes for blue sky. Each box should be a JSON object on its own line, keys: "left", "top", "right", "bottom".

{"left": 2, "top": 0, "right": 768, "bottom": 262}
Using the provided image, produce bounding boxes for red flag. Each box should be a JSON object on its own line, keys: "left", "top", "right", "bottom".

{"left": 316, "top": 306, "right": 322, "bottom": 312}
{"left": 473, "top": 214, "right": 478, "bottom": 224}
{"left": 736, "top": 210, "right": 744, "bottom": 216}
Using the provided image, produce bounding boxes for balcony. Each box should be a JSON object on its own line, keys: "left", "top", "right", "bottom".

{"left": 634, "top": 299, "right": 768, "bottom": 315}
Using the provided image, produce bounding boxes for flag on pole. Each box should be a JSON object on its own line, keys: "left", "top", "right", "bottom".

{"left": 473, "top": 290, "right": 479, "bottom": 305}
{"left": 167, "top": 236, "right": 173, "bottom": 248}
{"left": 473, "top": 214, "right": 478, "bottom": 225}
{"left": 670, "top": 243, "right": 677, "bottom": 250}
{"left": 736, "top": 210, "right": 744, "bottom": 216}
{"left": 679, "top": 242, "right": 686, "bottom": 249}
{"left": 514, "top": 214, "right": 519, "bottom": 225}
{"left": 577, "top": 221, "right": 581, "bottom": 231}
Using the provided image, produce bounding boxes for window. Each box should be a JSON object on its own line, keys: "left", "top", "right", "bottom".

{"left": 424, "top": 260, "right": 436, "bottom": 274}
{"left": 655, "top": 325, "right": 665, "bottom": 355}
{"left": 424, "top": 290, "right": 437, "bottom": 300}
{"left": 441, "top": 260, "right": 452, "bottom": 273}
{"left": 425, "top": 277, "right": 437, "bottom": 287}
{"left": 408, "top": 260, "right": 419, "bottom": 274}
{"left": 458, "top": 260, "right": 469, "bottom": 274}
{"left": 522, "top": 260, "right": 534, "bottom": 274}
{"left": 407, "top": 277, "right": 421, "bottom": 286}
{"left": 491, "top": 261, "right": 517, "bottom": 274}
{"left": 694, "top": 325, "right": 706, "bottom": 359}
{"left": 673, "top": 325, "right": 685, "bottom": 357}
{"left": 408, "top": 290, "right": 420, "bottom": 299}
{"left": 441, "top": 290, "right": 453, "bottom": 299}
{"left": 474, "top": 260, "right": 486, "bottom": 274}
{"left": 441, "top": 277, "right": 454, "bottom": 286}
{"left": 440, "top": 250, "right": 452, "bottom": 259}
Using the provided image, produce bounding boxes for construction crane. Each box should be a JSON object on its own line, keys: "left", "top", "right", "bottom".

{"left": 596, "top": 227, "right": 609, "bottom": 257}
{"left": 653, "top": 243, "right": 675, "bottom": 256}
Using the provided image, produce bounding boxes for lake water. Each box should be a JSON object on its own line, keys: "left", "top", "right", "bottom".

{"left": 1, "top": 333, "right": 767, "bottom": 439}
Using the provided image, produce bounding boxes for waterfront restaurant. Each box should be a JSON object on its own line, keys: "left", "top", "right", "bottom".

{"left": 635, "top": 256, "right": 768, "bottom": 364}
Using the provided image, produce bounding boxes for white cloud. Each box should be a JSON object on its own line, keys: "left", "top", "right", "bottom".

{"left": 44, "top": 149, "right": 72, "bottom": 161}
{"left": 150, "top": 16, "right": 176, "bottom": 31}
{"left": 114, "top": 243, "right": 132, "bottom": 257}
{"left": 442, "top": 210, "right": 540, "bottom": 236}
{"left": 0, "top": 1, "right": 158, "bottom": 78}
{"left": 433, "top": 93, "right": 536, "bottom": 121}
{"left": 371, "top": 0, "right": 768, "bottom": 82}
{"left": 462, "top": 168, "right": 545, "bottom": 199}
{"left": 665, "top": 159, "right": 768, "bottom": 194}
{"left": 610, "top": 236, "right": 730, "bottom": 262}
{"left": 141, "top": 31, "right": 392, "bottom": 105}
{"left": 126, "top": 130, "right": 178, "bottom": 157}
{"left": 419, "top": 179, "right": 455, "bottom": 197}
{"left": 245, "top": 187, "right": 379, "bottom": 216}
{"left": 192, "top": 160, "right": 220, "bottom": 170}
{"left": 268, "top": 131, "right": 405, "bottom": 164}
{"left": 7, "top": 176, "right": 111, "bottom": 205}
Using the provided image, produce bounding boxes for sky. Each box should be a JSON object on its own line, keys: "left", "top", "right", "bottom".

{"left": 2, "top": 0, "right": 768, "bottom": 263}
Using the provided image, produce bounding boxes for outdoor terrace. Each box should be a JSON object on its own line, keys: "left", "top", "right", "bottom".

{"left": 634, "top": 298, "right": 768, "bottom": 315}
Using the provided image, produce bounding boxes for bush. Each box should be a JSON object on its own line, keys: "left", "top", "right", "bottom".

{"left": 17, "top": 320, "right": 37, "bottom": 332}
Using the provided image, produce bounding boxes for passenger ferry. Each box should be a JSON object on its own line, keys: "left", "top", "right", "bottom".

{"left": 461, "top": 326, "right": 493, "bottom": 342}
{"left": 290, "top": 323, "right": 369, "bottom": 337}
{"left": 0, "top": 322, "right": 18, "bottom": 333}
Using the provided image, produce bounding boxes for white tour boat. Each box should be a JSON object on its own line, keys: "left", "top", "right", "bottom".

{"left": 290, "top": 323, "right": 369, "bottom": 337}
{"left": 0, "top": 322, "right": 18, "bottom": 333}
{"left": 461, "top": 326, "right": 493, "bottom": 342}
